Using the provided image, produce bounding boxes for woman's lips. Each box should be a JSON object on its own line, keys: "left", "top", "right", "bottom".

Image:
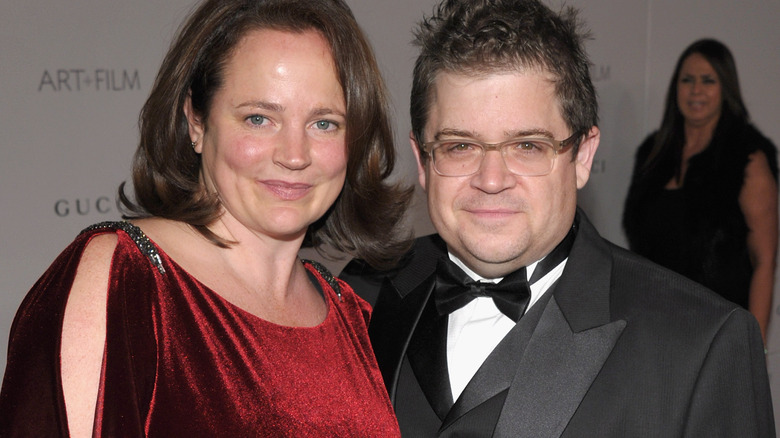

{"left": 262, "top": 180, "right": 312, "bottom": 200}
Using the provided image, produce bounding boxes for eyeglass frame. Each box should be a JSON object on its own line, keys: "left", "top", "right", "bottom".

{"left": 419, "top": 131, "right": 582, "bottom": 177}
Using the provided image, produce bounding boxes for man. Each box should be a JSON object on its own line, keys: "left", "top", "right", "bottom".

{"left": 341, "top": 0, "right": 775, "bottom": 436}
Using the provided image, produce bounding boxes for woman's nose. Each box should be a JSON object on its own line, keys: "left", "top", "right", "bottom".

{"left": 273, "top": 130, "right": 312, "bottom": 170}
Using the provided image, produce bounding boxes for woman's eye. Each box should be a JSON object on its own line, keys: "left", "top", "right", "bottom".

{"left": 314, "top": 120, "right": 338, "bottom": 131}
{"left": 247, "top": 115, "right": 266, "bottom": 126}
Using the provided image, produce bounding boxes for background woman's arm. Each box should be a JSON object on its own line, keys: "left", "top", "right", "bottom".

{"left": 740, "top": 150, "right": 778, "bottom": 343}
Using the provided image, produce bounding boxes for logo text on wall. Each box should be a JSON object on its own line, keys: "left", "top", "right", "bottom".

{"left": 55, "top": 197, "right": 119, "bottom": 217}
{"left": 590, "top": 159, "right": 607, "bottom": 175}
{"left": 38, "top": 69, "right": 141, "bottom": 92}
{"left": 592, "top": 65, "right": 610, "bottom": 82}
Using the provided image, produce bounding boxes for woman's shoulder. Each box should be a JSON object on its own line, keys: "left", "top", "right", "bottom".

{"left": 303, "top": 259, "right": 373, "bottom": 324}
{"left": 748, "top": 124, "right": 778, "bottom": 175}
{"left": 742, "top": 124, "right": 777, "bottom": 154}
{"left": 639, "top": 131, "right": 659, "bottom": 145}
{"left": 722, "top": 123, "right": 779, "bottom": 179}
{"left": 303, "top": 259, "right": 342, "bottom": 299}
{"left": 634, "top": 131, "right": 659, "bottom": 160}
{"left": 80, "top": 220, "right": 166, "bottom": 274}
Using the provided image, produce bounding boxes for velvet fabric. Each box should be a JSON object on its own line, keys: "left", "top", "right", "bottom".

{"left": 623, "top": 123, "right": 778, "bottom": 308}
{"left": 0, "top": 223, "right": 399, "bottom": 437}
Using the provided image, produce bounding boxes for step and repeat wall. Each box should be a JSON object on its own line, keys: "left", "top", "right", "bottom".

{"left": 3, "top": 0, "right": 780, "bottom": 421}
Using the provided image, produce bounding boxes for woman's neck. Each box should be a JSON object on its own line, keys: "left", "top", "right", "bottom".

{"left": 683, "top": 118, "right": 718, "bottom": 159}
{"left": 665, "top": 117, "right": 719, "bottom": 189}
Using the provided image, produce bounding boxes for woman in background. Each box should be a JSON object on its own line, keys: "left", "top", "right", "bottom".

{"left": 0, "top": 0, "right": 410, "bottom": 436}
{"left": 623, "top": 39, "right": 777, "bottom": 341}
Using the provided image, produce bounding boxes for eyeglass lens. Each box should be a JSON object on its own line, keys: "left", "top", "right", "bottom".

{"left": 431, "top": 138, "right": 557, "bottom": 176}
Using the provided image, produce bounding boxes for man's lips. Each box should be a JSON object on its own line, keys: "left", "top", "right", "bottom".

{"left": 464, "top": 207, "right": 518, "bottom": 217}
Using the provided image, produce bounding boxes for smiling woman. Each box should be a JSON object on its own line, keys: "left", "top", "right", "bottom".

{"left": 623, "top": 38, "right": 778, "bottom": 342}
{"left": 0, "top": 0, "right": 410, "bottom": 436}
{"left": 676, "top": 53, "right": 723, "bottom": 132}
{"left": 186, "top": 29, "right": 349, "bottom": 246}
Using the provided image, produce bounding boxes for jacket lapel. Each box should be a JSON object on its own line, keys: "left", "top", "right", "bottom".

{"left": 493, "top": 298, "right": 625, "bottom": 437}
{"left": 493, "top": 211, "right": 626, "bottom": 438}
{"left": 440, "top": 288, "right": 555, "bottom": 432}
{"left": 368, "top": 235, "right": 448, "bottom": 401}
{"left": 369, "top": 275, "right": 434, "bottom": 401}
{"left": 407, "top": 296, "right": 454, "bottom": 419}
{"left": 370, "top": 214, "right": 625, "bottom": 437}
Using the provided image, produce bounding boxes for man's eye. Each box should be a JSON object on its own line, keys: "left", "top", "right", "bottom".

{"left": 445, "top": 142, "right": 477, "bottom": 152}
{"left": 515, "top": 141, "right": 544, "bottom": 150}
{"left": 509, "top": 140, "right": 549, "bottom": 155}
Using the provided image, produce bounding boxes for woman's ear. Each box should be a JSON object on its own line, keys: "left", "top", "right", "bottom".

{"left": 184, "top": 94, "right": 205, "bottom": 153}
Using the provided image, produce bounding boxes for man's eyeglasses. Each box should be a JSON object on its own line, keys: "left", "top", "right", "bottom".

{"left": 421, "top": 132, "right": 580, "bottom": 177}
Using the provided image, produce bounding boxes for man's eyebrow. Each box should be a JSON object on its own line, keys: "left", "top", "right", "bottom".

{"left": 434, "top": 128, "right": 477, "bottom": 140}
{"left": 505, "top": 128, "right": 555, "bottom": 139}
{"left": 433, "top": 128, "right": 555, "bottom": 140}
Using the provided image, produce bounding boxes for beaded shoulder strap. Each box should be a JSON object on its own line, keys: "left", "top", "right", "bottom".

{"left": 302, "top": 259, "right": 341, "bottom": 301}
{"left": 81, "top": 221, "right": 166, "bottom": 274}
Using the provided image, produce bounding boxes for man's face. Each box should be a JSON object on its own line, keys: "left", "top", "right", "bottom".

{"left": 412, "top": 71, "right": 599, "bottom": 278}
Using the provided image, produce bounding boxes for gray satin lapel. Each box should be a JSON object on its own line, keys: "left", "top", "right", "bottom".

{"left": 442, "top": 289, "right": 554, "bottom": 431}
{"left": 494, "top": 298, "right": 625, "bottom": 438}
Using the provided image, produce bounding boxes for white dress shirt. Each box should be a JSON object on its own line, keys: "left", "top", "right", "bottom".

{"left": 446, "top": 254, "right": 567, "bottom": 401}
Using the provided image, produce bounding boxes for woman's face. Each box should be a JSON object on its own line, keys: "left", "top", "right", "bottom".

{"left": 676, "top": 53, "right": 722, "bottom": 129}
{"left": 187, "top": 29, "right": 347, "bottom": 242}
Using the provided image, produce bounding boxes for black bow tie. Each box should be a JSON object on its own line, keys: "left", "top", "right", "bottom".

{"left": 433, "top": 219, "right": 578, "bottom": 322}
{"left": 434, "top": 259, "right": 530, "bottom": 322}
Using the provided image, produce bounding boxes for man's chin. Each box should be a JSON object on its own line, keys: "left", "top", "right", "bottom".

{"left": 459, "top": 239, "right": 531, "bottom": 268}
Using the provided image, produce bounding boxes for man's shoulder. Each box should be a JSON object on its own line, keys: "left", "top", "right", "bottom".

{"left": 605, "top": 242, "right": 744, "bottom": 324}
{"left": 340, "top": 234, "right": 445, "bottom": 306}
{"left": 564, "top": 220, "right": 745, "bottom": 337}
{"left": 341, "top": 234, "right": 444, "bottom": 280}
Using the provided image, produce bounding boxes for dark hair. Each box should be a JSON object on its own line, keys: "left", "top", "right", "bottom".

{"left": 639, "top": 38, "right": 748, "bottom": 179}
{"left": 119, "top": 0, "right": 412, "bottom": 269}
{"left": 409, "top": 0, "right": 598, "bottom": 158}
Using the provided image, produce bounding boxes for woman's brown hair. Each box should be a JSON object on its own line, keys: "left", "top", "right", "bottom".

{"left": 120, "top": 0, "right": 412, "bottom": 269}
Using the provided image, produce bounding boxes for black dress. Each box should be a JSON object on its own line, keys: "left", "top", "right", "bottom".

{"left": 623, "top": 122, "right": 778, "bottom": 308}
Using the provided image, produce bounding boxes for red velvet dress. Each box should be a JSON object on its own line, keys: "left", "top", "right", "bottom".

{"left": 0, "top": 222, "right": 400, "bottom": 437}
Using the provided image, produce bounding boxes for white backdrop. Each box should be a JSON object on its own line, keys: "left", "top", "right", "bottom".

{"left": 3, "top": 0, "right": 780, "bottom": 424}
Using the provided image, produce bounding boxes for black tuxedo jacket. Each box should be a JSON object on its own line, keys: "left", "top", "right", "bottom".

{"left": 341, "top": 212, "right": 775, "bottom": 437}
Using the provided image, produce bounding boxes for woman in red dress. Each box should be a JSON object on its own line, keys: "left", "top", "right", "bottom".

{"left": 0, "top": 0, "right": 410, "bottom": 436}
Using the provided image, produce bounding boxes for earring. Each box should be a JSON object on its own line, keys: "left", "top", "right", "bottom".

{"left": 191, "top": 141, "right": 197, "bottom": 148}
